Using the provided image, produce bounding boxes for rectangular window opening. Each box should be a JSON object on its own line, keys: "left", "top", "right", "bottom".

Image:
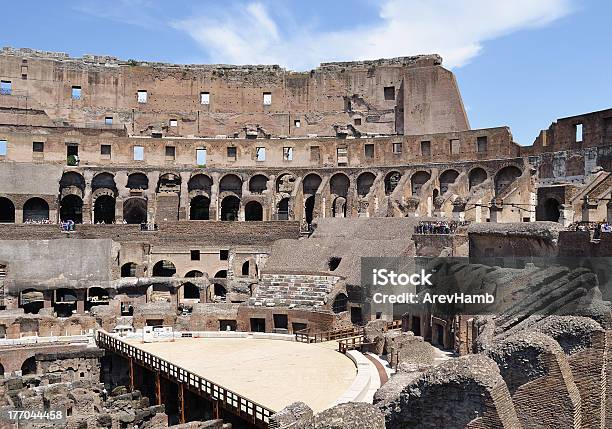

{"left": 337, "top": 147, "right": 348, "bottom": 166}
{"left": 137, "top": 90, "right": 148, "bottom": 103}
{"left": 0, "top": 81, "right": 12, "bottom": 95}
{"left": 169, "top": 119, "right": 178, "bottom": 127}
{"left": 575, "top": 123, "right": 583, "bottom": 142}
{"left": 364, "top": 144, "right": 374, "bottom": 159}
{"left": 0, "top": 140, "right": 7, "bottom": 156}
{"left": 227, "top": 146, "right": 237, "bottom": 160}
{"left": 393, "top": 142, "right": 402, "bottom": 154}
{"left": 450, "top": 138, "right": 460, "bottom": 155}
{"left": 420, "top": 141, "right": 431, "bottom": 157}
{"left": 384, "top": 86, "right": 395, "bottom": 100}
{"left": 104, "top": 116, "right": 113, "bottom": 125}
{"left": 220, "top": 250, "right": 229, "bottom": 260}
{"left": 200, "top": 92, "right": 210, "bottom": 105}
{"left": 134, "top": 146, "right": 144, "bottom": 161}
{"left": 190, "top": 250, "right": 200, "bottom": 261}
{"left": 256, "top": 147, "right": 266, "bottom": 161}
{"left": 71, "top": 86, "right": 82, "bottom": 100}
{"left": 263, "top": 92, "right": 272, "bottom": 105}
{"left": 196, "top": 148, "right": 206, "bottom": 166}
{"left": 294, "top": 119, "right": 301, "bottom": 128}
{"left": 477, "top": 136, "right": 488, "bottom": 153}
{"left": 100, "top": 144, "right": 111, "bottom": 157}
{"left": 33, "top": 142, "right": 44, "bottom": 153}
{"left": 354, "top": 117, "right": 362, "bottom": 126}
{"left": 165, "top": 146, "right": 176, "bottom": 159}
{"left": 310, "top": 146, "right": 320, "bottom": 162}
{"left": 283, "top": 147, "right": 293, "bottom": 161}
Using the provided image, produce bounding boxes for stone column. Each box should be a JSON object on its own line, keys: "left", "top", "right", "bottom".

{"left": 489, "top": 198, "right": 503, "bottom": 223}
{"left": 76, "top": 289, "right": 85, "bottom": 314}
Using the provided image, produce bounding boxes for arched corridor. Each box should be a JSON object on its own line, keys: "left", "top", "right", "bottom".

{"left": 94, "top": 195, "right": 115, "bottom": 224}
{"left": 60, "top": 194, "right": 83, "bottom": 223}
{"left": 23, "top": 197, "right": 49, "bottom": 222}
{"left": 221, "top": 196, "right": 240, "bottom": 221}
{"left": 245, "top": 201, "right": 263, "bottom": 221}
{"left": 190, "top": 195, "right": 210, "bottom": 220}
{"left": 123, "top": 198, "right": 147, "bottom": 224}
{"left": 0, "top": 197, "right": 15, "bottom": 223}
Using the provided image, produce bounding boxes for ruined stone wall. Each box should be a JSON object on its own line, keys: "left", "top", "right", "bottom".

{"left": 250, "top": 273, "right": 341, "bottom": 308}
{"left": 0, "top": 48, "right": 469, "bottom": 138}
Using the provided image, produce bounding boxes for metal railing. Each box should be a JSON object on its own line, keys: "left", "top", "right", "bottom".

{"left": 96, "top": 330, "right": 274, "bottom": 428}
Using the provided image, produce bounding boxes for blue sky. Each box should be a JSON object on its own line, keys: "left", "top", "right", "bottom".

{"left": 2, "top": 0, "right": 611, "bottom": 145}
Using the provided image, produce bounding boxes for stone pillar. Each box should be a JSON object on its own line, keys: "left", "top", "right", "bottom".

{"left": 607, "top": 201, "right": 612, "bottom": 222}
{"left": 76, "top": 289, "right": 85, "bottom": 314}
{"left": 43, "top": 290, "right": 53, "bottom": 308}
{"left": 210, "top": 172, "right": 220, "bottom": 221}
{"left": 489, "top": 198, "right": 503, "bottom": 223}
{"left": 559, "top": 204, "right": 574, "bottom": 227}
{"left": 179, "top": 172, "right": 190, "bottom": 221}
{"left": 82, "top": 171, "right": 94, "bottom": 224}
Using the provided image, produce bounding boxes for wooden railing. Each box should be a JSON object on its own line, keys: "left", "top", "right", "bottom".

{"left": 336, "top": 320, "right": 403, "bottom": 353}
{"left": 295, "top": 326, "right": 364, "bottom": 343}
{"left": 96, "top": 330, "right": 274, "bottom": 428}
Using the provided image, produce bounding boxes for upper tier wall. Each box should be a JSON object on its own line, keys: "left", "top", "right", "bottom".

{"left": 0, "top": 47, "right": 469, "bottom": 138}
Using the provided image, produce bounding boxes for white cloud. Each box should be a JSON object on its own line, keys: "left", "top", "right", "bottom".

{"left": 172, "top": 0, "right": 573, "bottom": 70}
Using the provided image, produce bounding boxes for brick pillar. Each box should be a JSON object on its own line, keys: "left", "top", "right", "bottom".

{"left": 76, "top": 289, "right": 85, "bottom": 314}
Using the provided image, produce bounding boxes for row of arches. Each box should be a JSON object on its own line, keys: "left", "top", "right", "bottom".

{"left": 59, "top": 195, "right": 147, "bottom": 224}
{"left": 120, "top": 261, "right": 249, "bottom": 279}
{"left": 0, "top": 197, "right": 50, "bottom": 223}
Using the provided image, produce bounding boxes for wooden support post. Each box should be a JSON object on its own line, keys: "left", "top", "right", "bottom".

{"left": 212, "top": 400, "right": 219, "bottom": 419}
{"left": 179, "top": 383, "right": 185, "bottom": 424}
{"left": 155, "top": 372, "right": 161, "bottom": 406}
{"left": 129, "top": 358, "right": 134, "bottom": 392}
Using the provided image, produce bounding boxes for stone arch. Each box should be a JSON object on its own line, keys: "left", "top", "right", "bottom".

{"left": 0, "top": 197, "right": 15, "bottom": 223}
{"left": 219, "top": 174, "right": 243, "bottom": 196}
{"left": 180, "top": 282, "right": 200, "bottom": 300}
{"left": 185, "top": 270, "right": 204, "bottom": 278}
{"left": 157, "top": 173, "right": 181, "bottom": 193}
{"left": 495, "top": 166, "right": 523, "bottom": 195}
{"left": 303, "top": 173, "right": 322, "bottom": 194}
{"left": 384, "top": 171, "right": 402, "bottom": 195}
{"left": 188, "top": 174, "right": 212, "bottom": 193}
{"left": 276, "top": 173, "right": 296, "bottom": 193}
{"left": 439, "top": 169, "right": 459, "bottom": 194}
{"left": 212, "top": 283, "right": 227, "bottom": 300}
{"left": 411, "top": 171, "right": 431, "bottom": 196}
{"left": 21, "top": 356, "right": 36, "bottom": 375}
{"left": 469, "top": 167, "right": 488, "bottom": 190}
{"left": 245, "top": 200, "right": 263, "bottom": 221}
{"left": 152, "top": 260, "right": 176, "bottom": 277}
{"left": 330, "top": 173, "right": 350, "bottom": 197}
{"left": 23, "top": 197, "right": 49, "bottom": 222}
{"left": 121, "top": 262, "right": 137, "bottom": 277}
{"left": 332, "top": 196, "right": 347, "bottom": 218}
{"left": 123, "top": 198, "right": 147, "bottom": 224}
{"left": 356, "top": 172, "right": 376, "bottom": 197}
{"left": 19, "top": 288, "right": 44, "bottom": 314}
{"left": 60, "top": 194, "right": 83, "bottom": 223}
{"left": 332, "top": 293, "right": 348, "bottom": 313}
{"left": 214, "top": 270, "right": 227, "bottom": 279}
{"left": 127, "top": 172, "right": 149, "bottom": 190}
{"left": 190, "top": 195, "right": 210, "bottom": 220}
{"left": 249, "top": 174, "right": 269, "bottom": 194}
{"left": 277, "top": 197, "right": 290, "bottom": 220}
{"left": 91, "top": 172, "right": 117, "bottom": 192}
{"left": 94, "top": 194, "right": 115, "bottom": 224}
{"left": 59, "top": 171, "right": 86, "bottom": 197}
{"left": 220, "top": 195, "right": 240, "bottom": 221}
{"left": 537, "top": 197, "right": 561, "bottom": 222}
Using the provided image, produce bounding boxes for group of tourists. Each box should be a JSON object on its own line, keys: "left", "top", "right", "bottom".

{"left": 60, "top": 219, "right": 75, "bottom": 231}
{"left": 24, "top": 219, "right": 53, "bottom": 224}
{"left": 414, "top": 220, "right": 468, "bottom": 235}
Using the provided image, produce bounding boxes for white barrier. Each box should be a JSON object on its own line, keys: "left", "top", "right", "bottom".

{"left": 332, "top": 350, "right": 377, "bottom": 405}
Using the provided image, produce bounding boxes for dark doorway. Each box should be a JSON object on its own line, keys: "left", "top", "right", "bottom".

{"left": 250, "top": 318, "right": 266, "bottom": 332}
{"left": 350, "top": 307, "right": 362, "bottom": 325}
{"left": 60, "top": 194, "right": 83, "bottom": 223}
{"left": 94, "top": 195, "right": 115, "bottom": 224}
{"left": 0, "top": 197, "right": 15, "bottom": 223}
{"left": 221, "top": 196, "right": 240, "bottom": 221}
{"left": 540, "top": 198, "right": 561, "bottom": 222}
{"left": 436, "top": 324, "right": 444, "bottom": 347}
{"left": 412, "top": 316, "right": 421, "bottom": 336}
{"left": 152, "top": 260, "right": 176, "bottom": 277}
{"left": 245, "top": 201, "right": 263, "bottom": 221}
{"left": 23, "top": 197, "right": 49, "bottom": 222}
{"left": 123, "top": 198, "right": 147, "bottom": 224}
{"left": 304, "top": 195, "right": 315, "bottom": 225}
{"left": 273, "top": 314, "right": 288, "bottom": 330}
{"left": 190, "top": 195, "right": 210, "bottom": 220}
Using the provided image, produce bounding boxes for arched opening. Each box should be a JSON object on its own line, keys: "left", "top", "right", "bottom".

{"left": 152, "top": 260, "right": 176, "bottom": 277}
{"left": 219, "top": 174, "right": 243, "bottom": 196}
{"left": 439, "top": 170, "right": 459, "bottom": 194}
{"left": 356, "top": 172, "right": 376, "bottom": 197}
{"left": 495, "top": 166, "right": 522, "bottom": 195}
{"left": 220, "top": 196, "right": 240, "bottom": 221}
{"left": 304, "top": 195, "right": 316, "bottom": 225}
{"left": 188, "top": 174, "right": 212, "bottom": 193}
{"left": 0, "top": 197, "right": 15, "bottom": 223}
{"left": 328, "top": 257, "right": 342, "bottom": 271}
{"left": 332, "top": 293, "right": 348, "bottom": 313}
{"left": 540, "top": 198, "right": 561, "bottom": 222}
{"left": 249, "top": 175, "right": 269, "bottom": 194}
{"left": 330, "top": 173, "right": 350, "bottom": 197}
{"left": 214, "top": 270, "right": 227, "bottom": 279}
{"left": 245, "top": 201, "right": 263, "bottom": 221}
{"left": 0, "top": 362, "right": 4, "bottom": 378}
{"left": 384, "top": 171, "right": 401, "bottom": 195}
{"left": 276, "top": 174, "right": 296, "bottom": 193}
{"left": 212, "top": 284, "right": 227, "bottom": 301}
{"left": 181, "top": 282, "right": 200, "bottom": 300}
{"left": 190, "top": 195, "right": 210, "bottom": 220}
{"left": 469, "top": 168, "right": 487, "bottom": 190}
{"left": 53, "top": 288, "right": 77, "bottom": 317}
{"left": 185, "top": 270, "right": 204, "bottom": 278}
{"left": 277, "top": 198, "right": 289, "bottom": 220}
{"left": 60, "top": 194, "right": 83, "bottom": 224}
{"left": 20, "top": 289, "right": 44, "bottom": 314}
{"left": 127, "top": 173, "right": 149, "bottom": 190}
{"left": 59, "top": 172, "right": 86, "bottom": 192}
{"left": 303, "top": 173, "right": 322, "bottom": 195}
{"left": 21, "top": 356, "right": 36, "bottom": 375}
{"left": 121, "top": 263, "right": 137, "bottom": 277}
{"left": 411, "top": 171, "right": 431, "bottom": 196}
{"left": 157, "top": 173, "right": 181, "bottom": 193}
{"left": 123, "top": 198, "right": 147, "bottom": 224}
{"left": 23, "top": 198, "right": 49, "bottom": 222}
{"left": 332, "top": 197, "right": 347, "bottom": 218}
{"left": 241, "top": 261, "right": 250, "bottom": 276}
{"left": 86, "top": 287, "right": 110, "bottom": 311}
{"left": 93, "top": 195, "right": 115, "bottom": 224}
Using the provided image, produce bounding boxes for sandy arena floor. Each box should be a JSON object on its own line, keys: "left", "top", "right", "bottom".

{"left": 125, "top": 336, "right": 356, "bottom": 412}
